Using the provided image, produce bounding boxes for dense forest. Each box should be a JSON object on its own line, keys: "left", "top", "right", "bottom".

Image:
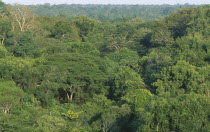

{"left": 30, "top": 4, "right": 198, "bottom": 21}
{"left": 0, "top": 1, "right": 210, "bottom": 131}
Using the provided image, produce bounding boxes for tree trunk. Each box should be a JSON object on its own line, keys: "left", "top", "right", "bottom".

{"left": 66, "top": 90, "right": 70, "bottom": 102}
{"left": 70, "top": 93, "right": 74, "bottom": 102}
{"left": 2, "top": 108, "right": 9, "bottom": 114}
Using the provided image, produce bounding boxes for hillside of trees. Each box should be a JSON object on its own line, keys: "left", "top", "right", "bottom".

{"left": 0, "top": 1, "right": 210, "bottom": 131}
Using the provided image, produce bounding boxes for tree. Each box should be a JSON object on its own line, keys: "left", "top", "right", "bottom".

{"left": 82, "top": 95, "right": 131, "bottom": 132}
{"left": 0, "top": 0, "right": 5, "bottom": 9}
{"left": 122, "top": 89, "right": 153, "bottom": 112}
{"left": 34, "top": 37, "right": 66, "bottom": 56}
{"left": 150, "top": 20, "right": 174, "bottom": 46}
{"left": 0, "top": 56, "right": 46, "bottom": 91}
{"left": 0, "top": 18, "right": 11, "bottom": 45}
{"left": 136, "top": 94, "right": 210, "bottom": 131}
{"left": 154, "top": 60, "right": 210, "bottom": 96}
{"left": 6, "top": 31, "right": 38, "bottom": 57}
{"left": 172, "top": 33, "right": 210, "bottom": 66}
{"left": 65, "top": 41, "right": 100, "bottom": 56}
{"left": 73, "top": 16, "right": 97, "bottom": 40}
{"left": 0, "top": 45, "right": 8, "bottom": 58}
{"left": 100, "top": 104, "right": 131, "bottom": 132}
{"left": 105, "top": 23, "right": 135, "bottom": 51}
{"left": 140, "top": 49, "right": 172, "bottom": 87}
{"left": 36, "top": 115, "right": 66, "bottom": 132}
{"left": 108, "top": 66, "right": 146, "bottom": 100}
{"left": 41, "top": 53, "right": 108, "bottom": 103}
{"left": 107, "top": 48, "right": 141, "bottom": 72}
{"left": 122, "top": 89, "right": 153, "bottom": 131}
{"left": 34, "top": 83, "right": 60, "bottom": 107}
{"left": 0, "top": 104, "right": 47, "bottom": 131}
{"left": 128, "top": 17, "right": 145, "bottom": 26}
{"left": 166, "top": 6, "right": 210, "bottom": 38}
{"left": 50, "top": 20, "right": 80, "bottom": 42}
{"left": 0, "top": 80, "right": 24, "bottom": 114}
{"left": 6, "top": 4, "right": 36, "bottom": 31}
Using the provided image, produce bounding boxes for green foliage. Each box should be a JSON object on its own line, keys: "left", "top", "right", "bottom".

{"left": 0, "top": 18, "right": 11, "bottom": 45}
{"left": 140, "top": 49, "right": 173, "bottom": 87}
{"left": 62, "top": 110, "right": 83, "bottom": 120}
{"left": 35, "top": 37, "right": 66, "bottom": 55}
{"left": 0, "top": 4, "right": 209, "bottom": 132}
{"left": 136, "top": 94, "right": 210, "bottom": 131}
{"left": 5, "top": 31, "right": 38, "bottom": 57}
{"left": 108, "top": 66, "right": 146, "bottom": 100}
{"left": 0, "top": 105, "right": 48, "bottom": 131}
{"left": 172, "top": 33, "right": 210, "bottom": 66}
{"left": 65, "top": 41, "right": 100, "bottom": 56}
{"left": 31, "top": 4, "right": 198, "bottom": 21}
{"left": 34, "top": 83, "right": 60, "bottom": 107}
{"left": 122, "top": 89, "right": 153, "bottom": 112}
{"left": 103, "top": 23, "right": 136, "bottom": 52}
{"left": 107, "top": 48, "right": 140, "bottom": 71}
{"left": 166, "top": 6, "right": 210, "bottom": 38}
{"left": 0, "top": 0, "right": 5, "bottom": 8}
{"left": 36, "top": 115, "right": 66, "bottom": 132}
{"left": 150, "top": 20, "right": 174, "bottom": 46}
{"left": 0, "top": 80, "right": 24, "bottom": 114}
{"left": 42, "top": 53, "right": 108, "bottom": 102}
{"left": 50, "top": 20, "right": 81, "bottom": 42}
{"left": 81, "top": 95, "right": 131, "bottom": 132}
{"left": 73, "top": 16, "right": 97, "bottom": 40}
{"left": 0, "top": 56, "right": 46, "bottom": 91}
{"left": 0, "top": 45, "right": 8, "bottom": 58}
{"left": 154, "top": 60, "right": 210, "bottom": 95}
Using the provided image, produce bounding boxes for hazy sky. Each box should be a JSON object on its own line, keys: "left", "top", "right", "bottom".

{"left": 2, "top": 0, "right": 210, "bottom": 5}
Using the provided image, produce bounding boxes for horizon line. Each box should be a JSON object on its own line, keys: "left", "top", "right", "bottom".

{"left": 6, "top": 3, "right": 209, "bottom": 6}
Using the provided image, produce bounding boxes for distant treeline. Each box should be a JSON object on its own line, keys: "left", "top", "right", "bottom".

{"left": 30, "top": 4, "right": 199, "bottom": 21}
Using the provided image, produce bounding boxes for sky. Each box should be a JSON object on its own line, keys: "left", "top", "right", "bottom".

{"left": 2, "top": 0, "right": 210, "bottom": 5}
